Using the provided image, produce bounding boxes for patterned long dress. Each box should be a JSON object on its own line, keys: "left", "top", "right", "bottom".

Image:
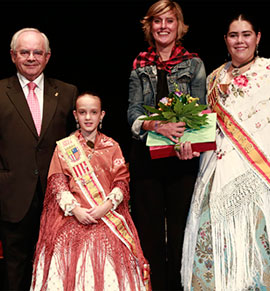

{"left": 181, "top": 58, "right": 270, "bottom": 291}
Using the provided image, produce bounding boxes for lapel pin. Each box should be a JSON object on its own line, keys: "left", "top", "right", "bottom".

{"left": 55, "top": 92, "right": 59, "bottom": 96}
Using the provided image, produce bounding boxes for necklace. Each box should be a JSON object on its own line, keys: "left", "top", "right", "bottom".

{"left": 81, "top": 131, "right": 96, "bottom": 159}
{"left": 86, "top": 140, "right": 94, "bottom": 148}
{"left": 82, "top": 131, "right": 95, "bottom": 148}
{"left": 231, "top": 56, "right": 255, "bottom": 77}
{"left": 85, "top": 139, "right": 95, "bottom": 160}
{"left": 87, "top": 142, "right": 95, "bottom": 160}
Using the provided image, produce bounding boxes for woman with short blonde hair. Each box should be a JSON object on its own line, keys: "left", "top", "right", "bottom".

{"left": 141, "top": 0, "right": 189, "bottom": 47}
{"left": 127, "top": 0, "right": 206, "bottom": 289}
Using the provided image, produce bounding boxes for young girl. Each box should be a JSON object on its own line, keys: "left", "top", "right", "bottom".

{"left": 30, "top": 92, "right": 150, "bottom": 291}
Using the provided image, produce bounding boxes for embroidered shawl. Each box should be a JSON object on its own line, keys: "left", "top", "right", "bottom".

{"left": 32, "top": 130, "right": 150, "bottom": 291}
{"left": 207, "top": 57, "right": 270, "bottom": 186}
{"left": 181, "top": 57, "right": 270, "bottom": 291}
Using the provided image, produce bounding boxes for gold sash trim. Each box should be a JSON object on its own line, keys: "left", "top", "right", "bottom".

{"left": 207, "top": 66, "right": 270, "bottom": 186}
{"left": 56, "top": 135, "right": 139, "bottom": 257}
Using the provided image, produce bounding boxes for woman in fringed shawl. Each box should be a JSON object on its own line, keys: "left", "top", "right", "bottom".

{"left": 127, "top": 0, "right": 206, "bottom": 289}
{"left": 180, "top": 13, "right": 270, "bottom": 291}
{"left": 30, "top": 92, "right": 151, "bottom": 291}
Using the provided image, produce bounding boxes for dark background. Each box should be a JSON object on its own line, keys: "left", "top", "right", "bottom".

{"left": 0, "top": 0, "right": 270, "bottom": 159}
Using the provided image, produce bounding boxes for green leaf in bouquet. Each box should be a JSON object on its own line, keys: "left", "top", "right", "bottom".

{"left": 140, "top": 115, "right": 167, "bottom": 121}
{"left": 143, "top": 105, "right": 161, "bottom": 114}
{"left": 180, "top": 95, "right": 188, "bottom": 104}
{"left": 195, "top": 104, "right": 208, "bottom": 112}
{"left": 180, "top": 102, "right": 197, "bottom": 115}
{"left": 181, "top": 113, "right": 208, "bottom": 129}
{"left": 182, "top": 117, "right": 201, "bottom": 129}
{"left": 162, "top": 111, "right": 176, "bottom": 120}
{"left": 173, "top": 98, "right": 184, "bottom": 115}
{"left": 192, "top": 113, "right": 208, "bottom": 121}
{"left": 185, "top": 102, "right": 207, "bottom": 114}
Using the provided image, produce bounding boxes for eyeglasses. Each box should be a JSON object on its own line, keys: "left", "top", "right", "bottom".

{"left": 15, "top": 49, "right": 46, "bottom": 60}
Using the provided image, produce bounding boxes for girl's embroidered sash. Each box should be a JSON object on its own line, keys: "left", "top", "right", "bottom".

{"left": 57, "top": 135, "right": 139, "bottom": 258}
{"left": 207, "top": 64, "right": 270, "bottom": 186}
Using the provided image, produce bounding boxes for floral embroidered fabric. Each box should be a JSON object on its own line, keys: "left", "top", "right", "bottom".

{"left": 181, "top": 58, "right": 270, "bottom": 291}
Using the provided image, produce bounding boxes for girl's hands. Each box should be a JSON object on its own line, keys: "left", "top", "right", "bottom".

{"left": 72, "top": 200, "right": 113, "bottom": 225}
{"left": 88, "top": 200, "right": 113, "bottom": 220}
{"left": 72, "top": 206, "right": 98, "bottom": 225}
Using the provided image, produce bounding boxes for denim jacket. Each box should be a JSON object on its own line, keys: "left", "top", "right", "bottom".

{"left": 127, "top": 57, "right": 206, "bottom": 140}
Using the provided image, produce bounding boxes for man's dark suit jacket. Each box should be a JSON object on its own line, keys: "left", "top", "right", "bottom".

{"left": 0, "top": 75, "right": 78, "bottom": 223}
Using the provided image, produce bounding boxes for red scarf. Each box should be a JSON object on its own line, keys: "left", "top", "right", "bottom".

{"left": 133, "top": 45, "right": 198, "bottom": 73}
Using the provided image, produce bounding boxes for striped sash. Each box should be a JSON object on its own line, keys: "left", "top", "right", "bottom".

{"left": 56, "top": 135, "right": 139, "bottom": 258}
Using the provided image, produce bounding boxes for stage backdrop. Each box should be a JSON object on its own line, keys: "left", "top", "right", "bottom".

{"left": 0, "top": 0, "right": 269, "bottom": 158}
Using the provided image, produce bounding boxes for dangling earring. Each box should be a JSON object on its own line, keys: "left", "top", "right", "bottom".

{"left": 99, "top": 119, "right": 103, "bottom": 130}
{"left": 226, "top": 51, "right": 231, "bottom": 62}
{"left": 256, "top": 44, "right": 259, "bottom": 56}
{"left": 76, "top": 119, "right": 80, "bottom": 129}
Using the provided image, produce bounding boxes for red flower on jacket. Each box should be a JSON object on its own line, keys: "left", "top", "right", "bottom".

{"left": 233, "top": 75, "right": 249, "bottom": 87}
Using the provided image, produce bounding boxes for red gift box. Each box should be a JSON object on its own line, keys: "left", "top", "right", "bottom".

{"left": 149, "top": 142, "right": 217, "bottom": 159}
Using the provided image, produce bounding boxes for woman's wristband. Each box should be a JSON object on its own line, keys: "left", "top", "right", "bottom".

{"left": 154, "top": 121, "right": 159, "bottom": 132}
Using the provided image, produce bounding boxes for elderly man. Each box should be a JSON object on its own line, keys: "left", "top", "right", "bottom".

{"left": 0, "top": 28, "right": 78, "bottom": 290}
